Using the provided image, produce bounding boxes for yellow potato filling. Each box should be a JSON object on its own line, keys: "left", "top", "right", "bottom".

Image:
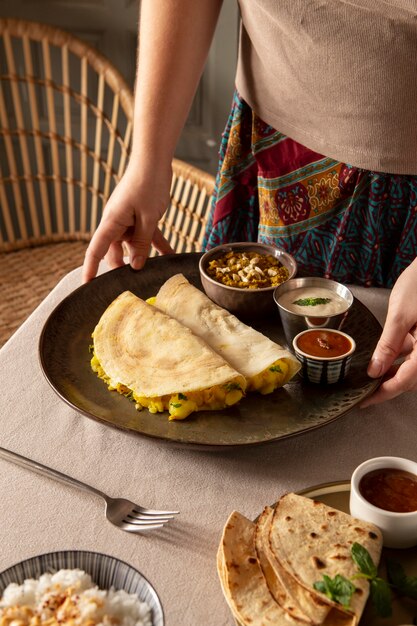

{"left": 246, "top": 358, "right": 289, "bottom": 395}
{"left": 91, "top": 352, "right": 244, "bottom": 420}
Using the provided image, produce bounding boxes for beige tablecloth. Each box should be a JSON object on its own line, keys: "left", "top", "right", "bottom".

{"left": 0, "top": 265, "right": 415, "bottom": 625}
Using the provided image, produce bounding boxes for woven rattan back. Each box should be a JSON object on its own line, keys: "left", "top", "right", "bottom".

{"left": 0, "top": 17, "right": 215, "bottom": 258}
{"left": 0, "top": 19, "right": 216, "bottom": 347}
{"left": 0, "top": 18, "right": 134, "bottom": 252}
{"left": 152, "top": 158, "right": 215, "bottom": 256}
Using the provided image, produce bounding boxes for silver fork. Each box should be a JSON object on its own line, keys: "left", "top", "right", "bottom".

{"left": 0, "top": 445, "right": 179, "bottom": 533}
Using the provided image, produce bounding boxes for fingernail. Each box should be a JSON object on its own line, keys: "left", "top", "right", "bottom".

{"left": 131, "top": 255, "right": 144, "bottom": 270}
{"left": 367, "top": 357, "right": 383, "bottom": 378}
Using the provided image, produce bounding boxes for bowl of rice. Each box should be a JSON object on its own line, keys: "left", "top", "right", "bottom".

{"left": 0, "top": 550, "right": 164, "bottom": 625}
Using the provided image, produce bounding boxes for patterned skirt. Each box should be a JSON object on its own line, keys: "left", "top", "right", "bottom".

{"left": 203, "top": 92, "right": 417, "bottom": 288}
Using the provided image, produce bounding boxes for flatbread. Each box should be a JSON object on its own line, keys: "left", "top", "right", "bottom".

{"left": 267, "top": 493, "right": 383, "bottom": 625}
{"left": 92, "top": 290, "right": 246, "bottom": 398}
{"left": 255, "top": 506, "right": 313, "bottom": 623}
{"left": 217, "top": 495, "right": 383, "bottom": 626}
{"left": 218, "top": 511, "right": 305, "bottom": 626}
{"left": 154, "top": 274, "right": 300, "bottom": 386}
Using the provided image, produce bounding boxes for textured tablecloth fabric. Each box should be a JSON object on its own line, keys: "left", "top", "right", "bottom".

{"left": 0, "top": 264, "right": 415, "bottom": 626}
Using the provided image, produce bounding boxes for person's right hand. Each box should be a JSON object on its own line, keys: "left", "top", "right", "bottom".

{"left": 361, "top": 257, "right": 417, "bottom": 407}
{"left": 82, "top": 163, "right": 175, "bottom": 283}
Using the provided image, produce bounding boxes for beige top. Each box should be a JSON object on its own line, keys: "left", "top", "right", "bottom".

{"left": 236, "top": 0, "right": 417, "bottom": 174}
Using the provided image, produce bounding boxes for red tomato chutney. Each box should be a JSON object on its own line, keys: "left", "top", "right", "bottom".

{"left": 359, "top": 468, "right": 417, "bottom": 513}
{"left": 296, "top": 330, "right": 352, "bottom": 358}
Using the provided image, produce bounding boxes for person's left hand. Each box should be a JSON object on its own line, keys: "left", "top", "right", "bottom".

{"left": 361, "top": 258, "right": 417, "bottom": 407}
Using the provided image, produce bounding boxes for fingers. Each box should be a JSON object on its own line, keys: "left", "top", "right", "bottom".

{"left": 106, "top": 240, "right": 125, "bottom": 269}
{"left": 361, "top": 357, "right": 417, "bottom": 407}
{"left": 126, "top": 225, "right": 175, "bottom": 270}
{"left": 152, "top": 228, "right": 175, "bottom": 255}
{"left": 82, "top": 217, "right": 172, "bottom": 281}
{"left": 82, "top": 218, "right": 128, "bottom": 283}
{"left": 82, "top": 246, "right": 102, "bottom": 284}
{"left": 81, "top": 162, "right": 174, "bottom": 282}
{"left": 367, "top": 313, "right": 410, "bottom": 379}
{"left": 400, "top": 334, "right": 416, "bottom": 356}
{"left": 126, "top": 228, "right": 152, "bottom": 270}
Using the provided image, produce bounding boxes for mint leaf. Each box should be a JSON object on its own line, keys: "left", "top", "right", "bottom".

{"left": 351, "top": 544, "right": 391, "bottom": 617}
{"left": 387, "top": 559, "right": 417, "bottom": 601}
{"left": 351, "top": 542, "right": 378, "bottom": 578}
{"left": 178, "top": 393, "right": 188, "bottom": 400}
{"left": 269, "top": 365, "right": 283, "bottom": 373}
{"left": 370, "top": 577, "right": 392, "bottom": 617}
{"left": 293, "top": 297, "right": 331, "bottom": 306}
{"left": 125, "top": 390, "right": 135, "bottom": 402}
{"left": 386, "top": 559, "right": 407, "bottom": 588}
{"left": 313, "top": 580, "right": 327, "bottom": 594}
{"left": 314, "top": 544, "right": 399, "bottom": 619}
{"left": 224, "top": 382, "right": 242, "bottom": 391}
{"left": 313, "top": 574, "right": 356, "bottom": 609}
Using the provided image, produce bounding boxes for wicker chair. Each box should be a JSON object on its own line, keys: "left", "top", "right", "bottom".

{"left": 0, "top": 18, "right": 215, "bottom": 347}
{"left": 157, "top": 158, "right": 215, "bottom": 256}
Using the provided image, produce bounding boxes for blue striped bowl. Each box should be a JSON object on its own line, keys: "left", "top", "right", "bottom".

{"left": 0, "top": 550, "right": 164, "bottom": 625}
{"left": 293, "top": 329, "right": 356, "bottom": 384}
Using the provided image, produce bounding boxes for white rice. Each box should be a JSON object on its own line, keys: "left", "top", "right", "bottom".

{"left": 0, "top": 568, "right": 152, "bottom": 625}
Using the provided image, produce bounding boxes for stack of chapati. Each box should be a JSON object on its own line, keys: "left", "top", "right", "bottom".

{"left": 217, "top": 493, "right": 383, "bottom": 626}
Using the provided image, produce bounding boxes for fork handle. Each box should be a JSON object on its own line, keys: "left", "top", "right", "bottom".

{"left": 0, "top": 445, "right": 106, "bottom": 500}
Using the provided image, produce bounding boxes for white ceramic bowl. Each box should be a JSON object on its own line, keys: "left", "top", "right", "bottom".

{"left": 292, "top": 328, "right": 356, "bottom": 384}
{"left": 350, "top": 457, "right": 417, "bottom": 549}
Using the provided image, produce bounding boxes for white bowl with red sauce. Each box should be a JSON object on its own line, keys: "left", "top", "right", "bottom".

{"left": 292, "top": 328, "right": 356, "bottom": 384}
{"left": 350, "top": 456, "right": 417, "bottom": 549}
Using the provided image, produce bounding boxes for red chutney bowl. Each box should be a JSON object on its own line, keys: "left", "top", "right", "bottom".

{"left": 292, "top": 328, "right": 356, "bottom": 384}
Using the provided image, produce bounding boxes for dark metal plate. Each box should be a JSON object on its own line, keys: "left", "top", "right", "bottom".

{"left": 39, "top": 253, "right": 381, "bottom": 448}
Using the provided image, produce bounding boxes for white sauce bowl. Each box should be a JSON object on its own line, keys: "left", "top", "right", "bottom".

{"left": 274, "top": 277, "right": 353, "bottom": 348}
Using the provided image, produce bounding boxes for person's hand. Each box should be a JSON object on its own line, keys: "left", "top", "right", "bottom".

{"left": 361, "top": 258, "right": 417, "bottom": 407}
{"left": 82, "top": 163, "right": 175, "bottom": 282}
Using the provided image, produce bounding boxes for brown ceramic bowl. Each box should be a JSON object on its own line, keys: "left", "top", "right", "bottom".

{"left": 199, "top": 242, "right": 297, "bottom": 318}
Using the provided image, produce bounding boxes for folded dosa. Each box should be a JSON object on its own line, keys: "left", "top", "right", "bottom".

{"left": 155, "top": 274, "right": 300, "bottom": 393}
{"left": 91, "top": 291, "right": 246, "bottom": 420}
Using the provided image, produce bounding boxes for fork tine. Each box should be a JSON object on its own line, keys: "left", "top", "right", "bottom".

{"left": 124, "top": 516, "right": 173, "bottom": 526}
{"left": 126, "top": 513, "right": 173, "bottom": 523}
{"left": 130, "top": 508, "right": 176, "bottom": 519}
{"left": 133, "top": 507, "right": 179, "bottom": 516}
{"left": 120, "top": 521, "right": 166, "bottom": 532}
